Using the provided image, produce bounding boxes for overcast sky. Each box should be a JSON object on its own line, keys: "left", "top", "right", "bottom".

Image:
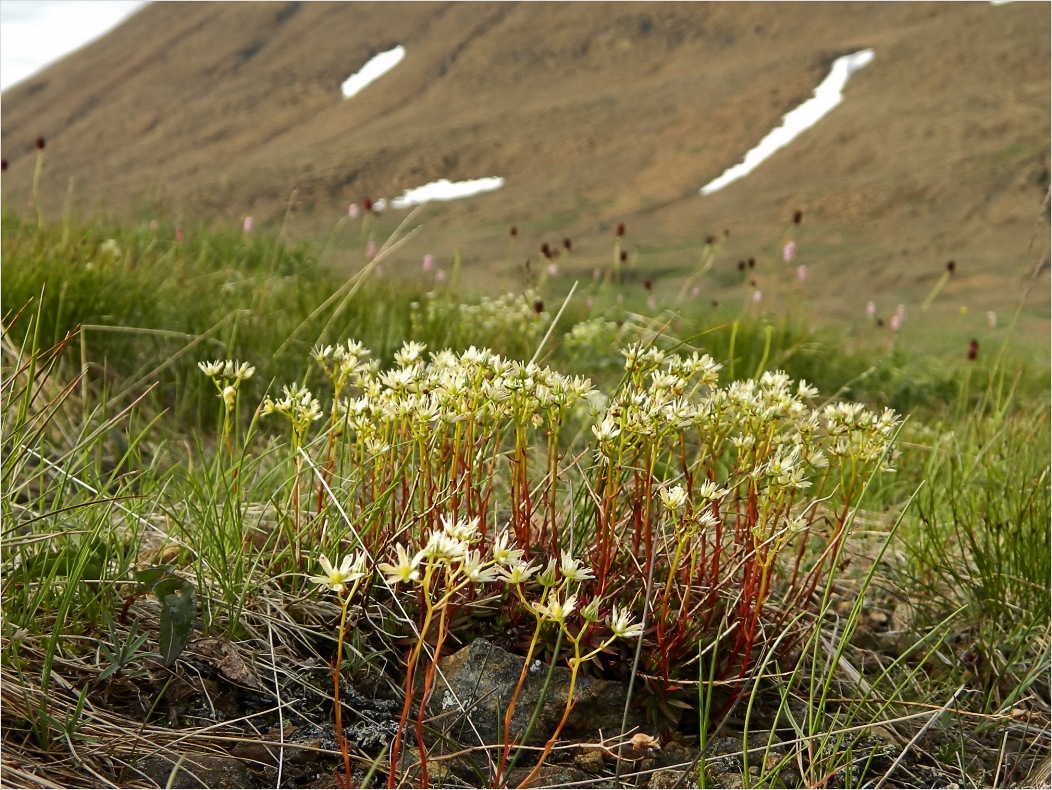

{"left": 0, "top": 0, "right": 148, "bottom": 91}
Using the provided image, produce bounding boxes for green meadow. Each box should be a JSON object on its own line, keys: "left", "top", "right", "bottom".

{"left": 2, "top": 202, "right": 1048, "bottom": 789}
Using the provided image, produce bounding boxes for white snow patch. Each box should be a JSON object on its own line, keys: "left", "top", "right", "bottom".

{"left": 341, "top": 45, "right": 405, "bottom": 99}
{"left": 390, "top": 177, "right": 505, "bottom": 209}
{"left": 700, "top": 49, "right": 875, "bottom": 196}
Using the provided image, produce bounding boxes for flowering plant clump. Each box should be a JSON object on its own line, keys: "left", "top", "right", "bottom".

{"left": 227, "top": 331, "right": 897, "bottom": 783}
{"left": 255, "top": 338, "right": 895, "bottom": 675}
{"left": 563, "top": 317, "right": 626, "bottom": 369}
{"left": 585, "top": 345, "right": 898, "bottom": 710}
{"left": 409, "top": 289, "right": 549, "bottom": 357}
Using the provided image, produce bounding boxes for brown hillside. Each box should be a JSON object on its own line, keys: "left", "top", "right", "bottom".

{"left": 1, "top": 1, "right": 1048, "bottom": 336}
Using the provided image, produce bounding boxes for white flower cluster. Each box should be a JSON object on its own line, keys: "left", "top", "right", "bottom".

{"left": 261, "top": 383, "right": 323, "bottom": 439}
{"left": 593, "top": 353, "right": 898, "bottom": 525}
{"left": 312, "top": 340, "right": 372, "bottom": 381}
{"left": 409, "top": 290, "right": 548, "bottom": 350}
{"left": 821, "top": 401, "right": 899, "bottom": 466}
{"left": 564, "top": 318, "right": 624, "bottom": 367}
{"left": 369, "top": 516, "right": 641, "bottom": 639}
{"left": 591, "top": 345, "right": 723, "bottom": 457}
{"left": 198, "top": 359, "right": 255, "bottom": 412}
{"left": 337, "top": 342, "right": 596, "bottom": 446}
{"left": 377, "top": 514, "right": 501, "bottom": 587}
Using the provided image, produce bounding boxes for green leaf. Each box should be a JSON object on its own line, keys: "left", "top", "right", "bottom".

{"left": 153, "top": 576, "right": 196, "bottom": 667}
{"left": 663, "top": 697, "right": 694, "bottom": 710}
{"left": 133, "top": 566, "right": 173, "bottom": 591}
{"left": 14, "top": 539, "right": 107, "bottom": 583}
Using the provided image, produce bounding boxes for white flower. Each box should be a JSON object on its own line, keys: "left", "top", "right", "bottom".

{"left": 198, "top": 360, "right": 224, "bottom": 377}
{"left": 422, "top": 530, "right": 467, "bottom": 563}
{"left": 695, "top": 511, "right": 719, "bottom": 530}
{"left": 797, "top": 380, "right": 819, "bottom": 400}
{"left": 394, "top": 341, "right": 427, "bottom": 366}
{"left": 312, "top": 344, "right": 334, "bottom": 364}
{"left": 592, "top": 416, "right": 621, "bottom": 443}
{"left": 659, "top": 484, "right": 688, "bottom": 512}
{"left": 310, "top": 552, "right": 368, "bottom": 593}
{"left": 695, "top": 480, "right": 729, "bottom": 502}
{"left": 461, "top": 550, "right": 500, "bottom": 584}
{"left": 440, "top": 514, "right": 480, "bottom": 543}
{"left": 559, "top": 550, "right": 594, "bottom": 582}
{"left": 377, "top": 543, "right": 422, "bottom": 586}
{"left": 498, "top": 559, "right": 539, "bottom": 585}
{"left": 492, "top": 531, "right": 525, "bottom": 567}
{"left": 608, "top": 606, "right": 643, "bottom": 639}
{"left": 534, "top": 592, "right": 578, "bottom": 623}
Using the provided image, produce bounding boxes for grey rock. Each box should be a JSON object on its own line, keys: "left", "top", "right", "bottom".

{"left": 429, "top": 638, "right": 646, "bottom": 749}
{"left": 504, "top": 764, "right": 595, "bottom": 788}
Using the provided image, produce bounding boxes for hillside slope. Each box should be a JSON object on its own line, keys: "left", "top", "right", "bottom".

{"left": 2, "top": 1, "right": 1048, "bottom": 328}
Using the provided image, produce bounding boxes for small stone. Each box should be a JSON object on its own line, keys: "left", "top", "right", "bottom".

{"left": 649, "top": 768, "right": 687, "bottom": 788}
{"left": 573, "top": 748, "right": 606, "bottom": 774}
{"left": 505, "top": 764, "right": 592, "bottom": 788}
{"left": 868, "top": 609, "right": 890, "bottom": 628}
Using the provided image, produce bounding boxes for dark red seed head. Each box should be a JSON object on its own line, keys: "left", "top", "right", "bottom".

{"left": 540, "top": 242, "right": 553, "bottom": 259}
{"left": 793, "top": 210, "right": 803, "bottom": 225}
{"left": 966, "top": 339, "right": 979, "bottom": 361}
{"left": 362, "top": 197, "right": 373, "bottom": 212}
{"left": 35, "top": 136, "right": 46, "bottom": 151}
{"left": 509, "top": 225, "right": 518, "bottom": 238}
{"left": 749, "top": 278, "right": 757, "bottom": 288}
{"left": 533, "top": 298, "right": 544, "bottom": 314}
{"left": 747, "top": 257, "right": 755, "bottom": 269}
{"left": 643, "top": 279, "right": 652, "bottom": 291}
{"left": 616, "top": 222, "right": 625, "bottom": 237}
{"left": 706, "top": 234, "right": 717, "bottom": 245}
{"left": 563, "top": 238, "right": 572, "bottom": 251}
{"left": 946, "top": 260, "right": 956, "bottom": 274}
{"left": 620, "top": 250, "right": 628, "bottom": 262}
{"left": 737, "top": 261, "right": 746, "bottom": 272}
{"left": 0, "top": 159, "right": 7, "bottom": 171}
